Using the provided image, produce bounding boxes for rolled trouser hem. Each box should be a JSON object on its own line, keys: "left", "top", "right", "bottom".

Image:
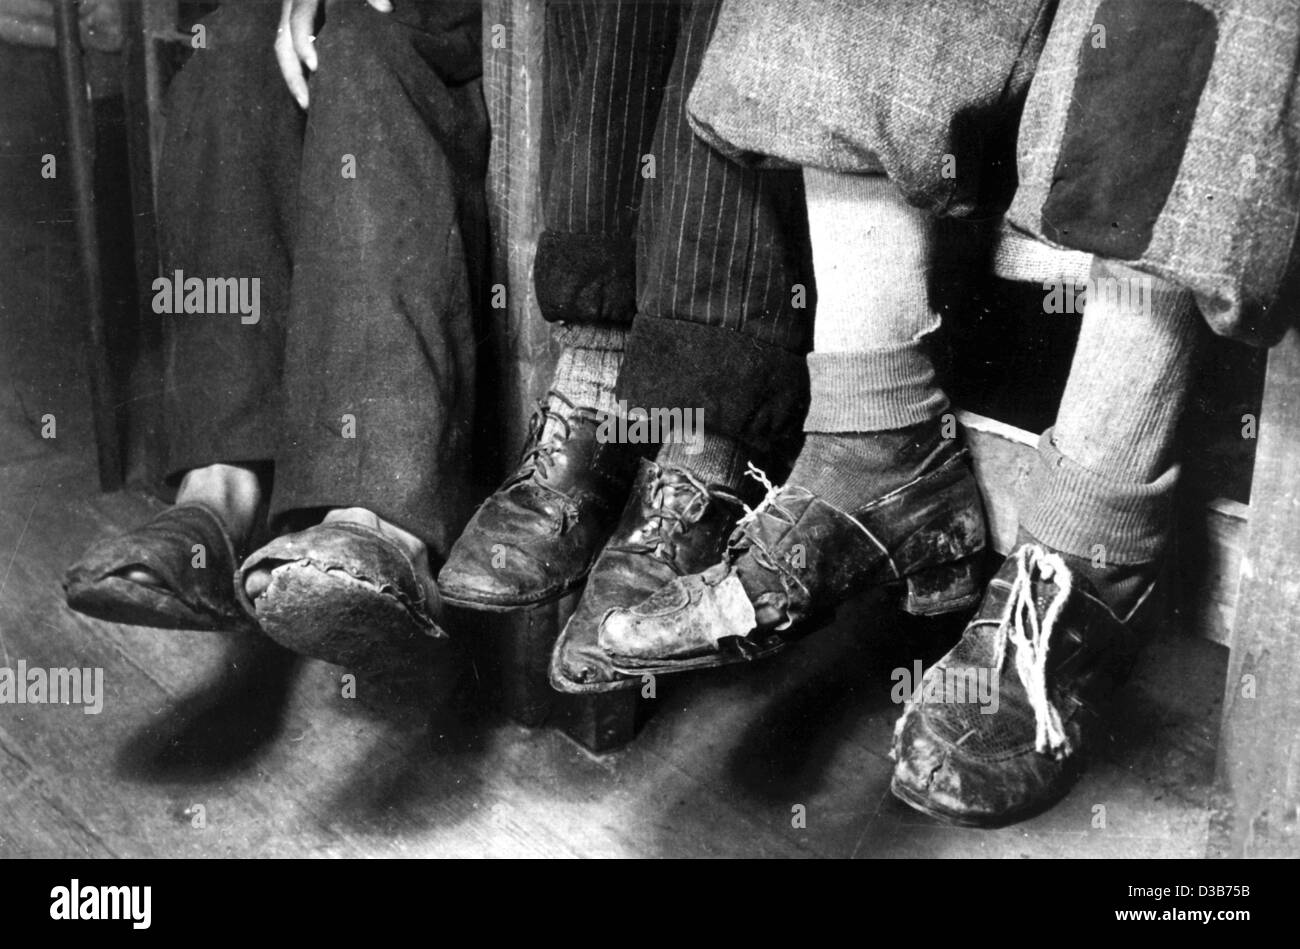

{"left": 616, "top": 316, "right": 808, "bottom": 458}
{"left": 1020, "top": 427, "right": 1175, "bottom": 565}
{"left": 535, "top": 231, "right": 637, "bottom": 326}
{"left": 804, "top": 340, "right": 949, "bottom": 433}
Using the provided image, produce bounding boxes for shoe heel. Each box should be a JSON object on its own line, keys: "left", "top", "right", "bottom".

{"left": 900, "top": 554, "right": 983, "bottom": 616}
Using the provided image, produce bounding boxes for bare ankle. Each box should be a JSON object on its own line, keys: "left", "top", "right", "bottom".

{"left": 176, "top": 464, "right": 262, "bottom": 543}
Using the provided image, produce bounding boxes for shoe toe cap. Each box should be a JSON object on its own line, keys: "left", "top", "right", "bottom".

{"left": 438, "top": 538, "right": 562, "bottom": 605}
{"left": 892, "top": 704, "right": 1071, "bottom": 827}
{"left": 551, "top": 624, "right": 623, "bottom": 689}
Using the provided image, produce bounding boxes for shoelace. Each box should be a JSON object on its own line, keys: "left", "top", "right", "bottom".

{"left": 732, "top": 464, "right": 807, "bottom": 615}
{"left": 734, "top": 462, "right": 898, "bottom": 575}
{"left": 736, "top": 463, "right": 796, "bottom": 530}
{"left": 608, "top": 466, "right": 741, "bottom": 573}
{"left": 515, "top": 390, "right": 581, "bottom": 483}
{"left": 992, "top": 544, "right": 1074, "bottom": 759}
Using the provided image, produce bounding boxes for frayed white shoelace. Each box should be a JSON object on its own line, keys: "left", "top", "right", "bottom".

{"left": 736, "top": 462, "right": 898, "bottom": 570}
{"left": 992, "top": 545, "right": 1074, "bottom": 759}
{"left": 737, "top": 462, "right": 783, "bottom": 529}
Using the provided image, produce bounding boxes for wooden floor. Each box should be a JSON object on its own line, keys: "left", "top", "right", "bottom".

{"left": 0, "top": 435, "right": 1226, "bottom": 858}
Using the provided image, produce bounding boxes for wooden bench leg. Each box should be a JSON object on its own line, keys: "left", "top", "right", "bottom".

{"left": 446, "top": 590, "right": 644, "bottom": 751}
{"left": 555, "top": 688, "right": 641, "bottom": 755}
{"left": 448, "top": 591, "right": 580, "bottom": 728}
{"left": 1209, "top": 327, "right": 1300, "bottom": 858}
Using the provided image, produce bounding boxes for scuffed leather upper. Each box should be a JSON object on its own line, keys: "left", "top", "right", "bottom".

{"left": 891, "top": 545, "right": 1143, "bottom": 827}
{"left": 63, "top": 503, "right": 256, "bottom": 633}
{"left": 599, "top": 450, "right": 986, "bottom": 665}
{"left": 438, "top": 406, "right": 637, "bottom": 608}
{"left": 550, "top": 460, "right": 745, "bottom": 692}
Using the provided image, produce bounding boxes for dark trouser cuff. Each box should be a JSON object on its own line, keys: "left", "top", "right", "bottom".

{"left": 1020, "top": 427, "right": 1176, "bottom": 565}
{"left": 616, "top": 316, "right": 809, "bottom": 457}
{"left": 534, "top": 231, "right": 637, "bottom": 326}
{"left": 804, "top": 339, "right": 949, "bottom": 433}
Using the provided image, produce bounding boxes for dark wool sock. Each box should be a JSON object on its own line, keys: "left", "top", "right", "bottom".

{"left": 656, "top": 430, "right": 750, "bottom": 491}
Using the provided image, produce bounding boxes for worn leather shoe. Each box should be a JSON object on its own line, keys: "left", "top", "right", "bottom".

{"left": 64, "top": 503, "right": 259, "bottom": 634}
{"left": 599, "top": 450, "right": 987, "bottom": 676}
{"left": 890, "top": 543, "right": 1146, "bottom": 827}
{"left": 549, "top": 460, "right": 747, "bottom": 694}
{"left": 438, "top": 392, "right": 638, "bottom": 610}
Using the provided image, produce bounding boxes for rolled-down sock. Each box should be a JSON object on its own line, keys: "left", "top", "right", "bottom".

{"left": 787, "top": 170, "right": 953, "bottom": 512}
{"left": 1021, "top": 257, "right": 1202, "bottom": 616}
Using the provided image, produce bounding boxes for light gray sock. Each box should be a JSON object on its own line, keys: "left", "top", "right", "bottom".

{"left": 542, "top": 323, "right": 627, "bottom": 442}
{"left": 1021, "top": 259, "right": 1202, "bottom": 614}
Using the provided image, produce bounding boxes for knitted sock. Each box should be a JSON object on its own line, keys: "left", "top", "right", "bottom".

{"left": 803, "top": 169, "right": 941, "bottom": 353}
{"left": 789, "top": 170, "right": 952, "bottom": 512}
{"left": 542, "top": 323, "right": 626, "bottom": 443}
{"left": 1021, "top": 259, "right": 1202, "bottom": 617}
{"left": 656, "top": 430, "right": 749, "bottom": 492}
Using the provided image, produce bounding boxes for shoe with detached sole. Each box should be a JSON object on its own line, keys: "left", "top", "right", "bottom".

{"left": 598, "top": 450, "right": 987, "bottom": 677}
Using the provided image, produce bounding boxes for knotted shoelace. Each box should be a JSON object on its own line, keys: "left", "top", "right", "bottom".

{"left": 516, "top": 390, "right": 580, "bottom": 483}
{"left": 607, "top": 465, "right": 737, "bottom": 573}
{"left": 736, "top": 463, "right": 794, "bottom": 530}
{"left": 992, "top": 544, "right": 1074, "bottom": 759}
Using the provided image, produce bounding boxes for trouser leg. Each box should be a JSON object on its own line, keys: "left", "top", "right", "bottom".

{"left": 269, "top": 0, "right": 488, "bottom": 560}
{"left": 158, "top": 0, "right": 300, "bottom": 477}
{"left": 619, "top": 0, "right": 813, "bottom": 464}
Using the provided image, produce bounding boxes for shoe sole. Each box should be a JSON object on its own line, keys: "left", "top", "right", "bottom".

{"left": 889, "top": 772, "right": 1069, "bottom": 830}
{"left": 253, "top": 561, "right": 444, "bottom": 675}
{"left": 547, "top": 620, "right": 642, "bottom": 695}
{"left": 439, "top": 578, "right": 586, "bottom": 613}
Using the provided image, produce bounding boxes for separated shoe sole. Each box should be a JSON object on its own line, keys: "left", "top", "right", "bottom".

{"left": 239, "top": 522, "right": 445, "bottom": 673}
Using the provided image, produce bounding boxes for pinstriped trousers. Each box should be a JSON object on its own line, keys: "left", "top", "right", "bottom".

{"left": 534, "top": 0, "right": 813, "bottom": 459}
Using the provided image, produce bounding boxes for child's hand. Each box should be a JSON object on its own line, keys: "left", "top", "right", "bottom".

{"left": 275, "top": 0, "right": 394, "bottom": 110}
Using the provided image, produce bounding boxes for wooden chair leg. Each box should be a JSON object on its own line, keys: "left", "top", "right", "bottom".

{"left": 54, "top": 0, "right": 122, "bottom": 491}
{"left": 1209, "top": 327, "right": 1300, "bottom": 858}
